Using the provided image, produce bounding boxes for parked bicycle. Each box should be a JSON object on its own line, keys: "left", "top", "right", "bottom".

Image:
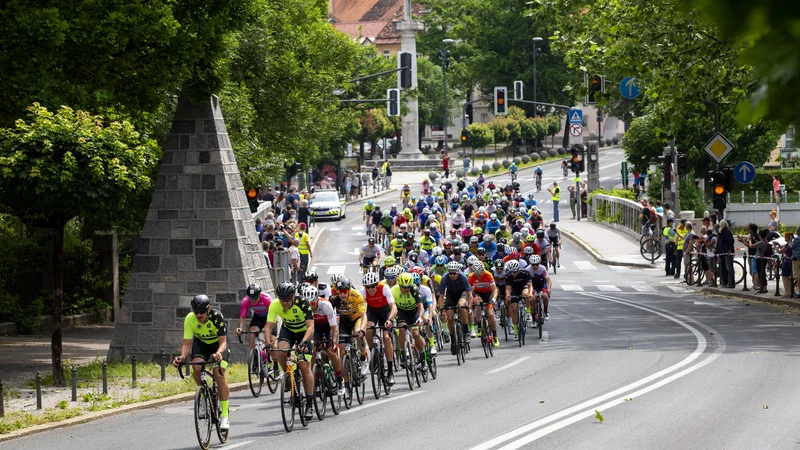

{"left": 177, "top": 361, "right": 229, "bottom": 450}
{"left": 640, "top": 224, "right": 663, "bottom": 263}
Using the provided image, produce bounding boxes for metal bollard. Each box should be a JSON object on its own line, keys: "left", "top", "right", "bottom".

{"left": 160, "top": 350, "right": 166, "bottom": 382}
{"left": 71, "top": 366, "right": 77, "bottom": 402}
{"left": 742, "top": 254, "right": 749, "bottom": 291}
{"left": 35, "top": 372, "right": 42, "bottom": 410}
{"left": 775, "top": 262, "right": 782, "bottom": 296}
{"left": 0, "top": 377, "right": 5, "bottom": 418}
{"left": 102, "top": 361, "right": 108, "bottom": 395}
{"left": 131, "top": 354, "right": 137, "bottom": 388}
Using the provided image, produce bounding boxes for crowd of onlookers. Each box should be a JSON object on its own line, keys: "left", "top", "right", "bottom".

{"left": 254, "top": 186, "right": 314, "bottom": 283}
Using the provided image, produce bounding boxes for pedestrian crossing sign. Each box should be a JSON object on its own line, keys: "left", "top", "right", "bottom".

{"left": 569, "top": 109, "right": 583, "bottom": 124}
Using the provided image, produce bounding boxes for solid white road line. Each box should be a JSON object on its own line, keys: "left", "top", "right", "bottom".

{"left": 325, "top": 265, "right": 346, "bottom": 275}
{"left": 329, "top": 227, "right": 342, "bottom": 231}
{"left": 609, "top": 266, "right": 630, "bottom": 271}
{"left": 222, "top": 441, "right": 255, "bottom": 450}
{"left": 484, "top": 356, "right": 531, "bottom": 375}
{"left": 559, "top": 285, "right": 584, "bottom": 292}
{"left": 631, "top": 285, "right": 656, "bottom": 292}
{"left": 351, "top": 226, "right": 363, "bottom": 231}
{"left": 573, "top": 261, "right": 597, "bottom": 270}
{"left": 338, "top": 391, "right": 423, "bottom": 415}
{"left": 470, "top": 292, "right": 724, "bottom": 450}
{"left": 596, "top": 285, "right": 621, "bottom": 292}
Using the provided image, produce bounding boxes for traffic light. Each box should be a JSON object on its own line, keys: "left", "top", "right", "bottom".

{"left": 586, "top": 75, "right": 605, "bottom": 104}
{"left": 460, "top": 129, "right": 470, "bottom": 147}
{"left": 398, "top": 52, "right": 412, "bottom": 89}
{"left": 578, "top": 147, "right": 585, "bottom": 172}
{"left": 657, "top": 155, "right": 671, "bottom": 190}
{"left": 466, "top": 91, "right": 473, "bottom": 125}
{"left": 570, "top": 147, "right": 579, "bottom": 172}
{"left": 677, "top": 153, "right": 686, "bottom": 173}
{"left": 494, "top": 87, "right": 507, "bottom": 115}
{"left": 247, "top": 187, "right": 259, "bottom": 213}
{"left": 711, "top": 170, "right": 728, "bottom": 213}
{"left": 513, "top": 80, "right": 523, "bottom": 101}
{"left": 387, "top": 88, "right": 400, "bottom": 117}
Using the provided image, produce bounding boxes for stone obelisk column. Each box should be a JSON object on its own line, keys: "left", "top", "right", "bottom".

{"left": 395, "top": 0, "right": 425, "bottom": 160}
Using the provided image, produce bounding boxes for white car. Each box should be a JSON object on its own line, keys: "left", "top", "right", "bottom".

{"left": 309, "top": 190, "right": 346, "bottom": 221}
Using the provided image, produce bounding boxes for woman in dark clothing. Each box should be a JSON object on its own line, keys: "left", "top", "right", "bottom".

{"left": 717, "top": 220, "right": 735, "bottom": 288}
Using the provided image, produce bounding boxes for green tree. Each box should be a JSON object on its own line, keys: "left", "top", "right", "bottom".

{"left": 488, "top": 117, "right": 510, "bottom": 158}
{"left": 624, "top": 115, "right": 666, "bottom": 171}
{"left": 467, "top": 122, "right": 494, "bottom": 150}
{"left": 416, "top": 57, "right": 463, "bottom": 134}
{"left": 0, "top": 104, "right": 159, "bottom": 386}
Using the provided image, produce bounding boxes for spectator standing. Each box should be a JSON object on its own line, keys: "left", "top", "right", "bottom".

{"left": 680, "top": 222, "right": 695, "bottom": 282}
{"left": 568, "top": 185, "right": 577, "bottom": 219}
{"left": 547, "top": 181, "right": 561, "bottom": 222}
{"left": 442, "top": 154, "right": 450, "bottom": 179}
{"left": 717, "top": 219, "right": 735, "bottom": 288}
{"left": 297, "top": 200, "right": 311, "bottom": 227}
{"left": 384, "top": 161, "right": 393, "bottom": 189}
{"left": 780, "top": 231, "right": 793, "bottom": 298}
{"left": 773, "top": 175, "right": 781, "bottom": 205}
{"left": 263, "top": 186, "right": 275, "bottom": 204}
{"left": 274, "top": 191, "right": 285, "bottom": 215}
{"left": 294, "top": 222, "right": 312, "bottom": 272}
{"left": 580, "top": 181, "right": 588, "bottom": 218}
{"left": 262, "top": 241, "right": 272, "bottom": 269}
{"left": 287, "top": 238, "right": 302, "bottom": 284}
{"left": 673, "top": 219, "right": 687, "bottom": 279}
{"left": 352, "top": 172, "right": 360, "bottom": 199}
{"left": 344, "top": 175, "right": 352, "bottom": 201}
{"left": 790, "top": 227, "right": 800, "bottom": 295}
{"left": 767, "top": 209, "right": 779, "bottom": 232}
{"left": 663, "top": 218, "right": 676, "bottom": 276}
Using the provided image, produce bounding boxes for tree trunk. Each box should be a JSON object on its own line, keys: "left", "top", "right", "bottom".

{"left": 51, "top": 222, "right": 66, "bottom": 387}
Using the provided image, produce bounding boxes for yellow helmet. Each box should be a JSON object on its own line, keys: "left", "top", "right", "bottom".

{"left": 398, "top": 273, "right": 414, "bottom": 288}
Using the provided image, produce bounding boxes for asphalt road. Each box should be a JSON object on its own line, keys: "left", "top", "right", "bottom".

{"left": 8, "top": 153, "right": 800, "bottom": 449}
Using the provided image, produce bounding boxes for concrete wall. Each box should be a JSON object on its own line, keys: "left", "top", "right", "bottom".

{"left": 725, "top": 203, "right": 794, "bottom": 227}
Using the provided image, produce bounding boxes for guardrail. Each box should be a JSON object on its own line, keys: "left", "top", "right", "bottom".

{"left": 588, "top": 194, "right": 663, "bottom": 238}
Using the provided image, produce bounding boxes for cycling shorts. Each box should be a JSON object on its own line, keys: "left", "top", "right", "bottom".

{"left": 248, "top": 314, "right": 267, "bottom": 331}
{"left": 444, "top": 291, "right": 468, "bottom": 308}
{"left": 190, "top": 339, "right": 231, "bottom": 369}
{"left": 362, "top": 256, "right": 376, "bottom": 267}
{"left": 339, "top": 316, "right": 363, "bottom": 336}
{"left": 474, "top": 290, "right": 493, "bottom": 304}
{"left": 367, "top": 306, "right": 392, "bottom": 325}
{"left": 531, "top": 283, "right": 548, "bottom": 293}
{"left": 313, "top": 326, "right": 332, "bottom": 347}
{"left": 277, "top": 328, "right": 312, "bottom": 362}
{"left": 396, "top": 308, "right": 420, "bottom": 325}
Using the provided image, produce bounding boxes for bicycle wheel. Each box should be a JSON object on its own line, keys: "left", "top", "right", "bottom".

{"left": 537, "top": 300, "right": 544, "bottom": 340}
{"left": 433, "top": 315, "right": 445, "bottom": 351}
{"left": 296, "top": 371, "right": 309, "bottom": 428}
{"left": 484, "top": 318, "right": 494, "bottom": 357}
{"left": 454, "top": 323, "right": 462, "bottom": 366}
{"left": 280, "top": 373, "right": 295, "bottom": 432}
{"left": 370, "top": 348, "right": 382, "bottom": 400}
{"left": 193, "top": 387, "right": 212, "bottom": 450}
{"left": 640, "top": 238, "right": 657, "bottom": 262}
{"left": 428, "top": 353, "right": 437, "bottom": 380}
{"left": 247, "top": 348, "right": 262, "bottom": 398}
{"left": 312, "top": 362, "right": 326, "bottom": 420}
{"left": 404, "top": 342, "right": 414, "bottom": 390}
{"left": 355, "top": 354, "right": 366, "bottom": 405}
{"left": 418, "top": 349, "right": 428, "bottom": 383}
{"left": 215, "top": 393, "right": 229, "bottom": 444}
{"left": 342, "top": 354, "right": 353, "bottom": 409}
{"left": 480, "top": 318, "right": 489, "bottom": 359}
{"left": 327, "top": 367, "right": 341, "bottom": 415}
{"left": 266, "top": 358, "right": 281, "bottom": 394}
{"left": 500, "top": 307, "right": 508, "bottom": 342}
{"left": 766, "top": 258, "right": 777, "bottom": 281}
{"left": 518, "top": 308, "right": 525, "bottom": 348}
{"left": 733, "top": 259, "right": 745, "bottom": 285}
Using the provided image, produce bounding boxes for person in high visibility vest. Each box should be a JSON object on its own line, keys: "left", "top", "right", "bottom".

{"left": 294, "top": 222, "right": 312, "bottom": 271}
{"left": 547, "top": 181, "right": 561, "bottom": 222}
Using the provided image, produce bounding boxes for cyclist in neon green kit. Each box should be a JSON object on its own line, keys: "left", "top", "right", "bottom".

{"left": 173, "top": 294, "right": 231, "bottom": 430}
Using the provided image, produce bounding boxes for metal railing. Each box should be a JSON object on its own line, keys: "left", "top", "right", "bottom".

{"left": 589, "top": 194, "right": 663, "bottom": 236}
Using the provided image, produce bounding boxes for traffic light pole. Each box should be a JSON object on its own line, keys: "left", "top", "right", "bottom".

{"left": 671, "top": 139, "right": 680, "bottom": 215}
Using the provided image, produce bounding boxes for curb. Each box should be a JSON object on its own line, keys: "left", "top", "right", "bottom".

{"left": 478, "top": 145, "right": 621, "bottom": 182}
{"left": 0, "top": 381, "right": 251, "bottom": 442}
{"left": 560, "top": 228, "right": 655, "bottom": 269}
{"left": 696, "top": 286, "right": 800, "bottom": 310}
{"left": 310, "top": 226, "right": 327, "bottom": 257}
{"left": 347, "top": 188, "right": 398, "bottom": 205}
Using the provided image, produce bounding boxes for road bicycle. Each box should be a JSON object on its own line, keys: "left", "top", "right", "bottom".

{"left": 476, "top": 302, "right": 496, "bottom": 358}
{"left": 551, "top": 244, "right": 560, "bottom": 275}
{"left": 271, "top": 346, "right": 310, "bottom": 433}
{"left": 533, "top": 290, "right": 545, "bottom": 340}
{"left": 396, "top": 323, "right": 423, "bottom": 389}
{"left": 443, "top": 305, "right": 470, "bottom": 365}
{"left": 510, "top": 171, "right": 518, "bottom": 184}
{"left": 418, "top": 325, "right": 437, "bottom": 380}
{"left": 535, "top": 174, "right": 542, "bottom": 192}
{"left": 312, "top": 337, "right": 341, "bottom": 420}
{"left": 338, "top": 333, "right": 366, "bottom": 409}
{"left": 238, "top": 332, "right": 281, "bottom": 397}
{"left": 177, "top": 360, "right": 229, "bottom": 450}
{"left": 562, "top": 164, "right": 569, "bottom": 179}
{"left": 496, "top": 295, "right": 510, "bottom": 342}
{"left": 508, "top": 295, "right": 527, "bottom": 346}
{"left": 367, "top": 324, "right": 393, "bottom": 399}
{"left": 639, "top": 224, "right": 663, "bottom": 263}
{"left": 430, "top": 309, "right": 446, "bottom": 351}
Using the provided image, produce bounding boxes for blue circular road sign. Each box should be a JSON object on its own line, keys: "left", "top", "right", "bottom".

{"left": 620, "top": 77, "right": 640, "bottom": 99}
{"left": 734, "top": 161, "right": 756, "bottom": 184}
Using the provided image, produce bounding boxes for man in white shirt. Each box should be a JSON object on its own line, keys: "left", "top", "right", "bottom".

{"left": 288, "top": 238, "right": 302, "bottom": 284}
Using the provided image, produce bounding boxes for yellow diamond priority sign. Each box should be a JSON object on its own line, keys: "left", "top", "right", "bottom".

{"left": 703, "top": 132, "right": 734, "bottom": 163}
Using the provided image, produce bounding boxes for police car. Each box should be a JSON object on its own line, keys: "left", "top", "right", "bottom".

{"left": 309, "top": 189, "right": 347, "bottom": 221}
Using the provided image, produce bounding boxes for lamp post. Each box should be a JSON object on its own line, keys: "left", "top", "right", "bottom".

{"left": 532, "top": 37, "right": 543, "bottom": 116}
{"left": 437, "top": 38, "right": 455, "bottom": 151}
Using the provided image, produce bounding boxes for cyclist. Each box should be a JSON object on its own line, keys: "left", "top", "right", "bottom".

{"left": 303, "top": 284, "right": 344, "bottom": 395}
{"left": 303, "top": 271, "right": 332, "bottom": 298}
{"left": 401, "top": 184, "right": 412, "bottom": 208}
{"left": 360, "top": 237, "right": 383, "bottom": 273}
{"left": 236, "top": 284, "right": 273, "bottom": 366}
{"left": 359, "top": 272, "right": 398, "bottom": 385}
{"left": 524, "top": 193, "right": 538, "bottom": 210}
{"left": 534, "top": 229, "right": 551, "bottom": 271}
{"left": 495, "top": 224, "right": 511, "bottom": 242}
{"left": 534, "top": 166, "right": 543, "bottom": 191}
{"left": 504, "top": 260, "right": 532, "bottom": 340}
{"left": 561, "top": 159, "right": 569, "bottom": 178}
{"left": 363, "top": 200, "right": 377, "bottom": 235}
{"left": 509, "top": 161, "right": 518, "bottom": 181}
{"left": 329, "top": 277, "right": 369, "bottom": 375}
{"left": 389, "top": 232, "right": 406, "bottom": 260}
{"left": 468, "top": 261, "right": 500, "bottom": 347}
{"left": 379, "top": 210, "right": 394, "bottom": 242}
{"left": 369, "top": 205, "right": 383, "bottom": 239}
{"left": 438, "top": 261, "right": 473, "bottom": 355}
{"left": 264, "top": 282, "right": 315, "bottom": 421}
{"left": 173, "top": 295, "right": 232, "bottom": 430}
{"left": 546, "top": 222, "right": 562, "bottom": 268}
{"left": 528, "top": 254, "right": 552, "bottom": 324}
{"left": 392, "top": 273, "right": 426, "bottom": 366}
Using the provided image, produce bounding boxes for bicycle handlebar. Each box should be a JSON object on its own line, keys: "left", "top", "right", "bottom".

{"left": 176, "top": 360, "right": 219, "bottom": 379}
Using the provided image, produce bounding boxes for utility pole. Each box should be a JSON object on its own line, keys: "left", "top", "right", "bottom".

{"left": 437, "top": 39, "right": 455, "bottom": 151}
{"left": 532, "top": 37, "right": 543, "bottom": 116}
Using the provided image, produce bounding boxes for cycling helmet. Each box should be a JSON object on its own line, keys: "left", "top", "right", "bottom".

{"left": 300, "top": 284, "right": 319, "bottom": 302}
{"left": 407, "top": 251, "right": 419, "bottom": 262}
{"left": 465, "top": 222, "right": 472, "bottom": 228}
{"left": 411, "top": 273, "right": 422, "bottom": 286}
{"left": 493, "top": 260, "right": 504, "bottom": 269}
{"left": 446, "top": 261, "right": 461, "bottom": 272}
{"left": 469, "top": 236, "right": 479, "bottom": 244}
{"left": 409, "top": 266, "right": 424, "bottom": 275}
{"left": 246, "top": 284, "right": 261, "bottom": 300}
{"left": 335, "top": 276, "right": 352, "bottom": 291}
{"left": 392, "top": 203, "right": 397, "bottom": 208}
{"left": 362, "top": 272, "right": 379, "bottom": 286}
{"left": 412, "top": 242, "right": 421, "bottom": 252}
{"left": 512, "top": 232, "right": 522, "bottom": 240}
{"left": 330, "top": 273, "right": 343, "bottom": 285}
{"left": 549, "top": 223, "right": 556, "bottom": 229}
{"left": 530, "top": 254, "right": 541, "bottom": 265}
{"left": 368, "top": 200, "right": 374, "bottom": 206}
{"left": 397, "top": 273, "right": 414, "bottom": 288}
{"left": 467, "top": 256, "right": 479, "bottom": 266}
{"left": 474, "top": 227, "right": 483, "bottom": 234}
{"left": 526, "top": 234, "right": 536, "bottom": 242}
{"left": 442, "top": 241, "right": 452, "bottom": 249}
{"left": 434, "top": 255, "right": 448, "bottom": 266}
{"left": 383, "top": 210, "right": 390, "bottom": 216}
{"left": 490, "top": 214, "right": 497, "bottom": 220}
{"left": 423, "top": 207, "right": 430, "bottom": 214}
{"left": 276, "top": 282, "right": 296, "bottom": 299}
{"left": 397, "top": 266, "right": 407, "bottom": 274}
{"left": 523, "top": 246, "right": 534, "bottom": 255}
{"left": 472, "top": 261, "right": 485, "bottom": 273}
{"left": 302, "top": 271, "right": 318, "bottom": 282}
{"left": 483, "top": 235, "right": 492, "bottom": 242}
{"left": 509, "top": 251, "right": 521, "bottom": 260}
{"left": 528, "top": 193, "right": 534, "bottom": 199}
{"left": 504, "top": 260, "right": 520, "bottom": 272}
{"left": 499, "top": 224, "right": 507, "bottom": 230}
{"left": 191, "top": 294, "right": 210, "bottom": 313}
{"left": 476, "top": 247, "right": 486, "bottom": 256}
{"left": 453, "top": 246, "right": 462, "bottom": 255}
{"left": 536, "top": 229, "right": 545, "bottom": 237}
{"left": 460, "top": 243, "right": 469, "bottom": 253}
{"left": 404, "top": 208, "right": 412, "bottom": 215}
{"left": 411, "top": 196, "right": 416, "bottom": 201}
{"left": 498, "top": 238, "right": 508, "bottom": 245}
{"left": 404, "top": 260, "right": 417, "bottom": 270}
{"left": 431, "top": 246, "right": 443, "bottom": 257}
{"left": 383, "top": 256, "right": 396, "bottom": 266}
{"left": 385, "top": 266, "right": 400, "bottom": 278}
{"left": 496, "top": 245, "right": 506, "bottom": 253}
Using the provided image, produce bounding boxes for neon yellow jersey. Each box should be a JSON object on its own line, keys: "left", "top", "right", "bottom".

{"left": 267, "top": 298, "right": 312, "bottom": 333}
{"left": 363, "top": 203, "right": 376, "bottom": 214}
{"left": 390, "top": 285, "right": 421, "bottom": 311}
{"left": 183, "top": 310, "right": 227, "bottom": 344}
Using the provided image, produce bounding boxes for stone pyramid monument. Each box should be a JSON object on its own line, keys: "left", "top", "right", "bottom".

{"left": 108, "top": 95, "right": 272, "bottom": 362}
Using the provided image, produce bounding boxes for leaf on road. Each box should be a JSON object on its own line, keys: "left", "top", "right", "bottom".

{"left": 763, "top": 405, "right": 769, "bottom": 409}
{"left": 595, "top": 410, "right": 604, "bottom": 423}
{"left": 539, "top": 400, "right": 545, "bottom": 403}
{"left": 628, "top": 347, "right": 635, "bottom": 350}
{"left": 624, "top": 397, "right": 633, "bottom": 401}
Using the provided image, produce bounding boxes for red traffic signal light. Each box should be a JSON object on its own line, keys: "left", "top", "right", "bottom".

{"left": 494, "top": 87, "right": 507, "bottom": 115}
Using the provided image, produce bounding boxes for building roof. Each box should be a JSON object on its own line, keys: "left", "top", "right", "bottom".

{"left": 331, "top": 0, "right": 426, "bottom": 45}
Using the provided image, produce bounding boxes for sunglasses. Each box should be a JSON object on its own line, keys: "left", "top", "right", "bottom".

{"left": 365, "top": 284, "right": 378, "bottom": 289}
{"left": 448, "top": 272, "right": 459, "bottom": 275}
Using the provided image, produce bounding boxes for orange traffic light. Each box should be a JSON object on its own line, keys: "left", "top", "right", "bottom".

{"left": 247, "top": 188, "right": 257, "bottom": 199}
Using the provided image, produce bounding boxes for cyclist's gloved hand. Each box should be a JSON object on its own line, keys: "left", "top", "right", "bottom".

{"left": 299, "top": 340, "right": 311, "bottom": 354}
{"left": 357, "top": 329, "right": 365, "bottom": 337}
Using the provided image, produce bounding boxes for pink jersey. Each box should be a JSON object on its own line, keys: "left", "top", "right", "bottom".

{"left": 461, "top": 228, "right": 473, "bottom": 239}
{"left": 240, "top": 292, "right": 272, "bottom": 318}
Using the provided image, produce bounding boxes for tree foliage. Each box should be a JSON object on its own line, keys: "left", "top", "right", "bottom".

{"left": 467, "top": 122, "right": 494, "bottom": 149}
{"left": 416, "top": 57, "right": 463, "bottom": 130}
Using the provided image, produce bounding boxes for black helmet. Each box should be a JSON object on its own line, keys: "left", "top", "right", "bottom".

{"left": 493, "top": 259, "right": 504, "bottom": 269}
{"left": 276, "top": 282, "right": 296, "bottom": 299}
{"left": 303, "top": 270, "right": 318, "bottom": 282}
{"left": 191, "top": 294, "right": 210, "bottom": 313}
{"left": 335, "top": 277, "right": 352, "bottom": 291}
{"left": 246, "top": 284, "right": 261, "bottom": 300}
{"left": 476, "top": 248, "right": 486, "bottom": 256}
{"left": 536, "top": 229, "right": 545, "bottom": 237}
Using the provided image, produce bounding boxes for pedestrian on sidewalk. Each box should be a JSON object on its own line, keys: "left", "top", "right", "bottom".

{"left": 663, "top": 202, "right": 675, "bottom": 223}
{"left": 663, "top": 218, "right": 676, "bottom": 276}
{"left": 568, "top": 185, "right": 577, "bottom": 219}
{"left": 384, "top": 161, "right": 393, "bottom": 189}
{"left": 673, "top": 219, "right": 688, "bottom": 279}
{"left": 547, "top": 181, "right": 561, "bottom": 222}
{"left": 580, "top": 181, "right": 588, "bottom": 218}
{"left": 352, "top": 172, "right": 361, "bottom": 199}
{"left": 773, "top": 175, "right": 781, "bottom": 206}
{"left": 790, "top": 227, "right": 800, "bottom": 294}
{"left": 681, "top": 222, "right": 695, "bottom": 282}
{"left": 767, "top": 209, "right": 779, "bottom": 232}
{"left": 717, "top": 219, "right": 735, "bottom": 287}
{"left": 344, "top": 174, "right": 352, "bottom": 201}
{"left": 294, "top": 222, "right": 312, "bottom": 272}
{"left": 780, "top": 231, "right": 793, "bottom": 298}
{"left": 288, "top": 238, "right": 302, "bottom": 284}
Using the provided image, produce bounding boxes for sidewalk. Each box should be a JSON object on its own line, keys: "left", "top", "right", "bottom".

{"left": 559, "top": 220, "right": 658, "bottom": 268}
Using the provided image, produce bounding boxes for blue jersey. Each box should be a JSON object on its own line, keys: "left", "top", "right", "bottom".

{"left": 486, "top": 219, "right": 501, "bottom": 234}
{"left": 478, "top": 241, "right": 497, "bottom": 254}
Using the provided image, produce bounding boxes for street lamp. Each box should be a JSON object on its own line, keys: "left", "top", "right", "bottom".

{"left": 532, "top": 37, "right": 543, "bottom": 116}
{"left": 437, "top": 38, "right": 456, "bottom": 151}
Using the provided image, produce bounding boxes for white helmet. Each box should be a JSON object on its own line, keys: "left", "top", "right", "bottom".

{"left": 330, "top": 273, "right": 344, "bottom": 285}
{"left": 530, "top": 254, "right": 541, "bottom": 265}
{"left": 431, "top": 246, "right": 443, "bottom": 256}
{"left": 300, "top": 284, "right": 319, "bottom": 301}
{"left": 446, "top": 261, "right": 461, "bottom": 272}
{"left": 490, "top": 214, "right": 497, "bottom": 220}
{"left": 479, "top": 206, "right": 486, "bottom": 212}
{"left": 363, "top": 272, "right": 379, "bottom": 286}
{"left": 472, "top": 261, "right": 485, "bottom": 273}
{"left": 504, "top": 260, "right": 520, "bottom": 272}
{"left": 467, "top": 256, "right": 479, "bottom": 265}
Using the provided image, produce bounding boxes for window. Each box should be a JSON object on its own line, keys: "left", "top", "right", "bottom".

{"left": 383, "top": 50, "right": 390, "bottom": 58}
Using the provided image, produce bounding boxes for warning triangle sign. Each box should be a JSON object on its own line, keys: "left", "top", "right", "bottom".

{"left": 570, "top": 111, "right": 581, "bottom": 123}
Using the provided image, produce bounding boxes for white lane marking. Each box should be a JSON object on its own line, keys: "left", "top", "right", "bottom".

{"left": 632, "top": 285, "right": 656, "bottom": 292}
{"left": 599, "top": 176, "right": 612, "bottom": 181}
{"left": 559, "top": 285, "right": 584, "bottom": 292}
{"left": 540, "top": 331, "right": 549, "bottom": 343}
{"left": 222, "top": 441, "right": 255, "bottom": 450}
{"left": 485, "top": 356, "right": 531, "bottom": 375}
{"left": 592, "top": 280, "right": 609, "bottom": 283}
{"left": 630, "top": 281, "right": 646, "bottom": 284}
{"left": 351, "top": 226, "right": 363, "bottom": 231}
{"left": 346, "top": 247, "right": 360, "bottom": 255}
{"left": 325, "top": 265, "right": 346, "bottom": 275}
{"left": 610, "top": 266, "right": 630, "bottom": 271}
{"left": 313, "top": 262, "right": 361, "bottom": 266}
{"left": 329, "top": 227, "right": 342, "bottom": 231}
{"left": 573, "top": 261, "right": 597, "bottom": 270}
{"left": 471, "top": 292, "right": 723, "bottom": 450}
{"left": 338, "top": 390, "right": 423, "bottom": 415}
{"left": 596, "top": 285, "right": 621, "bottom": 292}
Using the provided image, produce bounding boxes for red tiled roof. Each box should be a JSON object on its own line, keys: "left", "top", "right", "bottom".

{"left": 329, "top": 0, "right": 403, "bottom": 23}
{"left": 334, "top": 21, "right": 388, "bottom": 40}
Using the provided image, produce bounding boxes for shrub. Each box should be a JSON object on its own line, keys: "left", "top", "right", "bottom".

{"left": 481, "top": 164, "right": 490, "bottom": 172}
{"left": 530, "top": 153, "right": 540, "bottom": 161}
{"left": 521, "top": 155, "right": 530, "bottom": 163}
{"left": 492, "top": 162, "right": 501, "bottom": 170}
{"left": 538, "top": 151, "right": 548, "bottom": 160}
{"left": 612, "top": 137, "right": 620, "bottom": 145}
{"left": 557, "top": 147, "right": 566, "bottom": 155}
{"left": 513, "top": 157, "right": 521, "bottom": 164}
{"left": 547, "top": 149, "right": 557, "bottom": 157}
{"left": 502, "top": 160, "right": 511, "bottom": 168}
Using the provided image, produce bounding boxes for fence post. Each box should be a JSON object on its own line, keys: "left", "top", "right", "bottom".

{"left": 741, "top": 191, "right": 744, "bottom": 204}
{"left": 131, "top": 354, "right": 137, "bottom": 388}
{"left": 102, "top": 361, "right": 108, "bottom": 395}
{"left": 71, "top": 365, "right": 77, "bottom": 402}
{"left": 35, "top": 372, "right": 42, "bottom": 410}
{"left": 742, "top": 254, "right": 749, "bottom": 291}
{"left": 756, "top": 191, "right": 759, "bottom": 204}
{"left": 160, "top": 350, "right": 166, "bottom": 382}
{"left": 0, "top": 378, "right": 4, "bottom": 418}
{"left": 775, "top": 263, "right": 781, "bottom": 296}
